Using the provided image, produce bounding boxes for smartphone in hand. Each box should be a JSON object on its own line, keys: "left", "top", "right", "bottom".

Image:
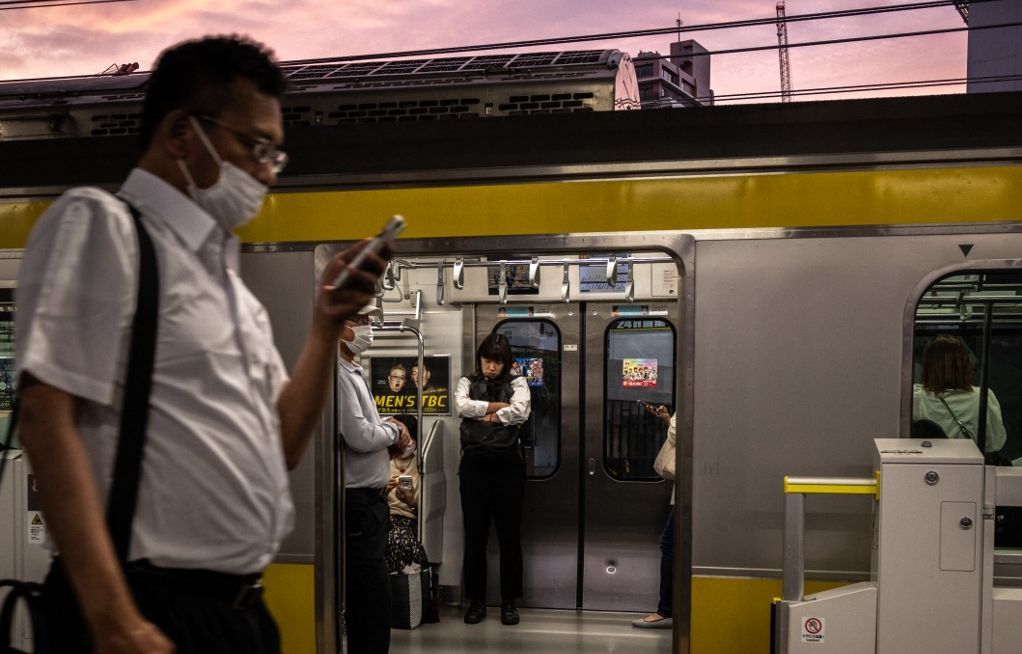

{"left": 330, "top": 215, "right": 405, "bottom": 288}
{"left": 398, "top": 474, "right": 413, "bottom": 490}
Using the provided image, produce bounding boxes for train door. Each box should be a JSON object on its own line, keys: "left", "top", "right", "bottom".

{"left": 474, "top": 302, "right": 675, "bottom": 611}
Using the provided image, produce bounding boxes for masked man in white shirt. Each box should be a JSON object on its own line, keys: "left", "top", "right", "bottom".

{"left": 335, "top": 307, "right": 412, "bottom": 653}
{"left": 15, "top": 35, "right": 390, "bottom": 654}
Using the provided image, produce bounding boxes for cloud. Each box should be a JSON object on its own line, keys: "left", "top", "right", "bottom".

{"left": 0, "top": 0, "right": 973, "bottom": 103}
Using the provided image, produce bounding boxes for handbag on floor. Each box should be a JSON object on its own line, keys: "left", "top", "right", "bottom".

{"left": 390, "top": 568, "right": 432, "bottom": 630}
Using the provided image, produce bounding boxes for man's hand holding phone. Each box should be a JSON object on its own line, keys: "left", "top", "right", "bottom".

{"left": 315, "top": 216, "right": 403, "bottom": 330}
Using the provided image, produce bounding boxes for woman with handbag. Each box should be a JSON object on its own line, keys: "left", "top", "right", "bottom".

{"left": 454, "top": 333, "right": 531, "bottom": 626}
{"left": 633, "top": 404, "right": 677, "bottom": 630}
{"left": 912, "top": 335, "right": 1006, "bottom": 455}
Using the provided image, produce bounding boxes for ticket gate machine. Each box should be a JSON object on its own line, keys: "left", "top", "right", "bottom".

{"left": 775, "top": 438, "right": 1022, "bottom": 654}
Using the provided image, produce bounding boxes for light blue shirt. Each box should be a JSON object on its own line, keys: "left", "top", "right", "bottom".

{"left": 337, "top": 356, "right": 399, "bottom": 488}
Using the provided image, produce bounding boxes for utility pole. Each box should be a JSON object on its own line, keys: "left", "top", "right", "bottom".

{"left": 776, "top": 0, "right": 793, "bottom": 102}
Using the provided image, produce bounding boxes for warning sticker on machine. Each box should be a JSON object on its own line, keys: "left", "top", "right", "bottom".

{"left": 28, "top": 511, "right": 45, "bottom": 544}
{"left": 801, "top": 617, "right": 825, "bottom": 643}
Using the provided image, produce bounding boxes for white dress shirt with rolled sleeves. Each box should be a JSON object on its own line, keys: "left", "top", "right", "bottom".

{"left": 454, "top": 375, "right": 531, "bottom": 425}
{"left": 336, "top": 356, "right": 399, "bottom": 488}
{"left": 16, "top": 169, "right": 292, "bottom": 575}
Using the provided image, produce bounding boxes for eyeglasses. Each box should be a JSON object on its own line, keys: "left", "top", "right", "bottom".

{"left": 345, "top": 315, "right": 371, "bottom": 327}
{"left": 196, "top": 114, "right": 289, "bottom": 174}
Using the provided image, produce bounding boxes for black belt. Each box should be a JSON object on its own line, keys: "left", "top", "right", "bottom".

{"left": 346, "top": 486, "right": 388, "bottom": 497}
{"left": 128, "top": 560, "right": 264, "bottom": 610}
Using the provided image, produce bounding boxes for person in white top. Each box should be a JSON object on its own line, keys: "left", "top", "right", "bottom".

{"left": 454, "top": 332, "right": 531, "bottom": 626}
{"left": 912, "top": 334, "right": 1007, "bottom": 455}
{"left": 15, "top": 36, "right": 389, "bottom": 654}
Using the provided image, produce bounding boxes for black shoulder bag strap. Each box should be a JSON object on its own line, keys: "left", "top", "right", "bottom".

{"left": 937, "top": 395, "right": 976, "bottom": 441}
{"left": 0, "top": 201, "right": 158, "bottom": 652}
{"left": 106, "top": 201, "right": 160, "bottom": 560}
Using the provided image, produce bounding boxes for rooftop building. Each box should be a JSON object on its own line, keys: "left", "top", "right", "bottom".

{"left": 634, "top": 39, "right": 713, "bottom": 108}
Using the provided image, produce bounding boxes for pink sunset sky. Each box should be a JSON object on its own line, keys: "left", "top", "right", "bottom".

{"left": 0, "top": 0, "right": 969, "bottom": 101}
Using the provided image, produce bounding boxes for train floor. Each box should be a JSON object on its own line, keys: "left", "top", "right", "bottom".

{"left": 390, "top": 605, "right": 673, "bottom": 653}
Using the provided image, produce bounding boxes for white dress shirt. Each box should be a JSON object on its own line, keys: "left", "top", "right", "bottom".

{"left": 16, "top": 169, "right": 293, "bottom": 574}
{"left": 336, "top": 356, "right": 399, "bottom": 488}
{"left": 454, "top": 375, "right": 531, "bottom": 425}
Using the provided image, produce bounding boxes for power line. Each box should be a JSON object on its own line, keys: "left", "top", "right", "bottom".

{"left": 691, "top": 71, "right": 1022, "bottom": 104}
{"left": 0, "top": 0, "right": 136, "bottom": 9}
{"left": 281, "top": 0, "right": 998, "bottom": 67}
{"left": 641, "top": 19, "right": 1021, "bottom": 61}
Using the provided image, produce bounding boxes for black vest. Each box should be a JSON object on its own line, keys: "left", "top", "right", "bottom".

{"left": 459, "top": 377, "right": 520, "bottom": 457}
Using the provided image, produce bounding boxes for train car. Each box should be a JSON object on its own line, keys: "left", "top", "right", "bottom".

{"left": 0, "top": 61, "right": 1020, "bottom": 654}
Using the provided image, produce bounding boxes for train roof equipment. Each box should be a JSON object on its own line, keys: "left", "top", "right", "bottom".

{"left": 0, "top": 48, "right": 639, "bottom": 142}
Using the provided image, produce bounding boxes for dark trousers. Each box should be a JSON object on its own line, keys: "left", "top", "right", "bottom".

{"left": 657, "top": 507, "right": 675, "bottom": 618}
{"left": 459, "top": 452, "right": 524, "bottom": 603}
{"left": 40, "top": 559, "right": 280, "bottom": 653}
{"left": 345, "top": 487, "right": 391, "bottom": 654}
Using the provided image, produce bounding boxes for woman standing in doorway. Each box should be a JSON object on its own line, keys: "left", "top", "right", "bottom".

{"left": 455, "top": 333, "right": 531, "bottom": 626}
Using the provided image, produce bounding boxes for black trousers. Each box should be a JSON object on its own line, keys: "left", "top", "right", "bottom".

{"left": 40, "top": 559, "right": 280, "bottom": 654}
{"left": 459, "top": 452, "right": 525, "bottom": 603}
{"left": 345, "top": 487, "right": 391, "bottom": 654}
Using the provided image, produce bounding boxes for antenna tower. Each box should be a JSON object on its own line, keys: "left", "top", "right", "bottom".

{"left": 776, "top": 0, "right": 793, "bottom": 102}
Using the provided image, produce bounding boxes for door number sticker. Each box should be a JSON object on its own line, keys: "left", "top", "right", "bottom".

{"left": 801, "top": 616, "right": 825, "bottom": 643}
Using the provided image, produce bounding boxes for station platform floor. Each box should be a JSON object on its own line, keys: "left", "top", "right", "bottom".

{"left": 390, "top": 605, "right": 673, "bottom": 653}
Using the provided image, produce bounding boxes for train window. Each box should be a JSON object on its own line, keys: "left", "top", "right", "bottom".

{"left": 495, "top": 320, "right": 561, "bottom": 479}
{"left": 912, "top": 271, "right": 1022, "bottom": 462}
{"left": 604, "top": 318, "right": 675, "bottom": 481}
{"left": 913, "top": 271, "right": 1022, "bottom": 547}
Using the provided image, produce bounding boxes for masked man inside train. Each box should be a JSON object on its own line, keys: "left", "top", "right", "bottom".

{"left": 336, "top": 307, "right": 415, "bottom": 653}
{"left": 14, "top": 35, "right": 396, "bottom": 654}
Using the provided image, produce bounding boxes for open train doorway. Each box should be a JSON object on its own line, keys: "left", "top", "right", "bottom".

{"left": 314, "top": 237, "right": 694, "bottom": 653}
{"left": 473, "top": 302, "right": 676, "bottom": 611}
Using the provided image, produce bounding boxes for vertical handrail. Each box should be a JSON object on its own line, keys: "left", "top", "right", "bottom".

{"left": 374, "top": 321, "right": 427, "bottom": 544}
{"left": 977, "top": 302, "right": 992, "bottom": 455}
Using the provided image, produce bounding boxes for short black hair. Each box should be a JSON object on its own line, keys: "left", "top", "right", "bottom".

{"left": 473, "top": 332, "right": 513, "bottom": 383}
{"left": 140, "top": 35, "right": 287, "bottom": 151}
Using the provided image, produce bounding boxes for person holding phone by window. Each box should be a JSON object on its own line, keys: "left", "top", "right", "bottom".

{"left": 633, "top": 403, "right": 676, "bottom": 630}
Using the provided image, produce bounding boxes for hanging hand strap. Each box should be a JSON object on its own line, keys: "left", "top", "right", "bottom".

{"left": 937, "top": 395, "right": 976, "bottom": 442}
{"left": 105, "top": 202, "right": 160, "bottom": 562}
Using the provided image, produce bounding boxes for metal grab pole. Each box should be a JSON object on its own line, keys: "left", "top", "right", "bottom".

{"left": 977, "top": 302, "right": 992, "bottom": 455}
{"left": 375, "top": 321, "right": 427, "bottom": 544}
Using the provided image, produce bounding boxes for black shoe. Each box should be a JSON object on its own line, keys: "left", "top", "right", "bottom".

{"left": 501, "top": 601, "right": 520, "bottom": 625}
{"left": 464, "top": 601, "right": 487, "bottom": 624}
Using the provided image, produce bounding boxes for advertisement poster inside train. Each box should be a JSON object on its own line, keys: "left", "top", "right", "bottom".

{"left": 370, "top": 355, "right": 450, "bottom": 415}
{"left": 512, "top": 357, "right": 544, "bottom": 387}
{"left": 622, "top": 358, "right": 658, "bottom": 388}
